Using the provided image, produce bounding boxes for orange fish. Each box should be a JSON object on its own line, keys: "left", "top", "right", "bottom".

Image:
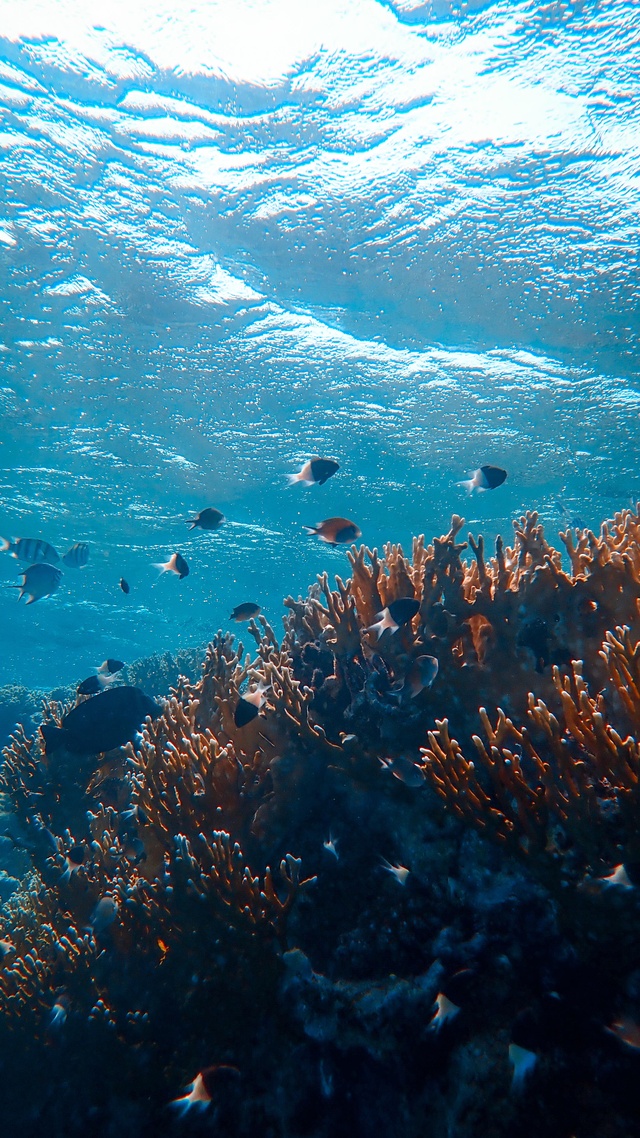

{"left": 303, "top": 518, "right": 361, "bottom": 545}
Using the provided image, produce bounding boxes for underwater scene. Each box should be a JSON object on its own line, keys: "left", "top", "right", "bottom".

{"left": 1, "top": 0, "right": 640, "bottom": 1134}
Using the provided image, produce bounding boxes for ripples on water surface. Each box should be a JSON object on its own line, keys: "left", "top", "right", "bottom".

{"left": 0, "top": 0, "right": 638, "bottom": 688}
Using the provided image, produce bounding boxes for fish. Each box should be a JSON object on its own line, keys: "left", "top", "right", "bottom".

{"left": 90, "top": 895, "right": 118, "bottom": 935}
{"left": 234, "top": 683, "right": 268, "bottom": 728}
{"left": 187, "top": 507, "right": 224, "bottom": 531}
{"left": 62, "top": 542, "right": 89, "bottom": 568}
{"left": 171, "top": 1065, "right": 240, "bottom": 1115}
{"left": 98, "top": 659, "right": 125, "bottom": 675}
{"left": 380, "top": 857, "right": 410, "bottom": 885}
{"left": 119, "top": 578, "right": 130, "bottom": 594}
{"left": 153, "top": 552, "right": 189, "bottom": 580}
{"left": 230, "top": 603, "right": 261, "bottom": 622}
{"left": 120, "top": 804, "right": 149, "bottom": 827}
{"left": 287, "top": 457, "right": 340, "bottom": 487}
{"left": 0, "top": 937, "right": 15, "bottom": 958}
{"left": 77, "top": 674, "right": 113, "bottom": 697}
{"left": 323, "top": 835, "right": 339, "bottom": 859}
{"left": 509, "top": 1009, "right": 540, "bottom": 1091}
{"left": 0, "top": 537, "right": 59, "bottom": 563}
{"left": 458, "top": 465, "right": 507, "bottom": 493}
{"left": 379, "top": 755, "right": 425, "bottom": 787}
{"left": 60, "top": 843, "right": 86, "bottom": 883}
{"left": 430, "top": 969, "right": 475, "bottom": 1031}
{"left": 367, "top": 597, "right": 420, "bottom": 639}
{"left": 16, "top": 563, "right": 63, "bottom": 605}
{"left": 396, "top": 655, "right": 439, "bottom": 698}
{"left": 40, "top": 686, "right": 162, "bottom": 756}
{"left": 303, "top": 518, "right": 361, "bottom": 545}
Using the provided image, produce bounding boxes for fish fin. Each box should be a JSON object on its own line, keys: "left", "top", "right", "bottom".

{"left": 185, "top": 521, "right": 197, "bottom": 529}
{"left": 286, "top": 473, "right": 306, "bottom": 486}
{"left": 40, "top": 724, "right": 66, "bottom": 754}
{"left": 0, "top": 537, "right": 9, "bottom": 552}
{"left": 456, "top": 479, "right": 475, "bottom": 494}
{"left": 302, "top": 525, "right": 318, "bottom": 535}
{"left": 24, "top": 595, "right": 36, "bottom": 605}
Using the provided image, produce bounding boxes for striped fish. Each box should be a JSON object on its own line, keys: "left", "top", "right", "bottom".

{"left": 1, "top": 536, "right": 59, "bottom": 564}
{"left": 62, "top": 542, "right": 89, "bottom": 568}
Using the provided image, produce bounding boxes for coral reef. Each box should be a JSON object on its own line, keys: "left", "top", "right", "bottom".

{"left": 2, "top": 508, "right": 640, "bottom": 1136}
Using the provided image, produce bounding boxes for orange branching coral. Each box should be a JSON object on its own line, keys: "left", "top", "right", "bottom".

{"left": 420, "top": 629, "right": 640, "bottom": 885}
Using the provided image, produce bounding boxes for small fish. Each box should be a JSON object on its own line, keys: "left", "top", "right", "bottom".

{"left": 153, "top": 552, "right": 189, "bottom": 580}
{"left": 0, "top": 537, "right": 59, "bottom": 563}
{"left": 41, "top": 686, "right": 161, "bottom": 756}
{"left": 234, "top": 683, "right": 269, "bottom": 729}
{"left": 49, "top": 993, "right": 70, "bottom": 1029}
{"left": 379, "top": 755, "right": 425, "bottom": 788}
{"left": 120, "top": 804, "right": 149, "bottom": 827}
{"left": 458, "top": 465, "right": 507, "bottom": 493}
{"left": 187, "top": 507, "right": 224, "bottom": 531}
{"left": 98, "top": 659, "right": 125, "bottom": 675}
{"left": 62, "top": 542, "right": 89, "bottom": 568}
{"left": 16, "top": 563, "right": 63, "bottom": 605}
{"left": 77, "top": 674, "right": 113, "bottom": 697}
{"left": 380, "top": 857, "right": 410, "bottom": 885}
{"left": 119, "top": 578, "right": 130, "bottom": 594}
{"left": 287, "top": 457, "right": 340, "bottom": 487}
{"left": 90, "top": 896, "right": 118, "bottom": 935}
{"left": 430, "top": 968, "right": 475, "bottom": 1030}
{"left": 230, "top": 603, "right": 261, "bottom": 622}
{"left": 367, "top": 598, "right": 420, "bottom": 639}
{"left": 303, "top": 517, "right": 361, "bottom": 545}
{"left": 171, "top": 1065, "right": 240, "bottom": 1115}
{"left": 60, "top": 843, "right": 86, "bottom": 883}
{"left": 323, "top": 835, "right": 339, "bottom": 859}
{"left": 397, "top": 655, "right": 439, "bottom": 698}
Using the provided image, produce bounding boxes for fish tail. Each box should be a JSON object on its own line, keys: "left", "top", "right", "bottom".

{"left": 302, "top": 525, "right": 318, "bottom": 535}
{"left": 185, "top": 520, "right": 197, "bottom": 529}
{"left": 456, "top": 479, "right": 475, "bottom": 494}
{"left": 0, "top": 537, "right": 11, "bottom": 553}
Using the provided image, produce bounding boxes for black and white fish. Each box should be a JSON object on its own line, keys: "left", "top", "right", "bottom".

{"left": 62, "top": 542, "right": 89, "bottom": 568}
{"left": 303, "top": 518, "right": 361, "bottom": 545}
{"left": 287, "top": 457, "right": 339, "bottom": 487}
{"left": 1, "top": 537, "right": 59, "bottom": 563}
{"left": 16, "top": 563, "right": 63, "bottom": 605}
{"left": 153, "top": 552, "right": 189, "bottom": 580}
{"left": 367, "top": 598, "right": 420, "bottom": 639}
{"left": 458, "top": 465, "right": 507, "bottom": 494}
{"left": 234, "top": 683, "right": 268, "bottom": 728}
{"left": 41, "top": 686, "right": 161, "bottom": 756}
{"left": 97, "top": 659, "right": 124, "bottom": 675}
{"left": 77, "top": 674, "right": 113, "bottom": 697}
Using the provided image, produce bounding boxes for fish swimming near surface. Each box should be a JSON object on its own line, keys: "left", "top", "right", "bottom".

{"left": 62, "top": 542, "right": 89, "bottom": 568}
{"left": 187, "top": 507, "right": 224, "bottom": 531}
{"left": 367, "top": 598, "right": 420, "bottom": 639}
{"left": 458, "top": 465, "right": 507, "bottom": 493}
{"left": 230, "top": 603, "right": 261, "bottom": 622}
{"left": 154, "top": 552, "right": 189, "bottom": 580}
{"left": 41, "top": 686, "right": 162, "bottom": 756}
{"left": 119, "top": 577, "right": 130, "bottom": 594}
{"left": 303, "top": 518, "right": 361, "bottom": 545}
{"left": 287, "top": 457, "right": 340, "bottom": 487}
{"left": 234, "top": 683, "right": 268, "bottom": 728}
{"left": 16, "top": 563, "right": 62, "bottom": 604}
{"left": 1, "top": 537, "right": 59, "bottom": 563}
{"left": 98, "top": 659, "right": 124, "bottom": 675}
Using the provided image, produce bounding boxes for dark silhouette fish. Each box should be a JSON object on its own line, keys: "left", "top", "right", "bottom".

{"left": 119, "top": 578, "right": 130, "bottom": 594}
{"left": 62, "top": 542, "right": 89, "bottom": 568}
{"left": 187, "top": 507, "right": 224, "bottom": 531}
{"left": 367, "top": 597, "right": 420, "bottom": 638}
{"left": 1, "top": 537, "right": 59, "bottom": 563}
{"left": 16, "top": 563, "right": 62, "bottom": 604}
{"left": 41, "top": 686, "right": 162, "bottom": 756}
{"left": 230, "top": 603, "right": 261, "bottom": 622}
{"left": 77, "top": 675, "right": 110, "bottom": 696}
{"left": 458, "top": 465, "right": 507, "bottom": 493}
{"left": 287, "top": 457, "right": 339, "bottom": 486}
{"left": 303, "top": 517, "right": 361, "bottom": 545}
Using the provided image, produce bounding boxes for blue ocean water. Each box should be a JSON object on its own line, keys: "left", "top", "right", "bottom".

{"left": 0, "top": 0, "right": 638, "bottom": 691}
